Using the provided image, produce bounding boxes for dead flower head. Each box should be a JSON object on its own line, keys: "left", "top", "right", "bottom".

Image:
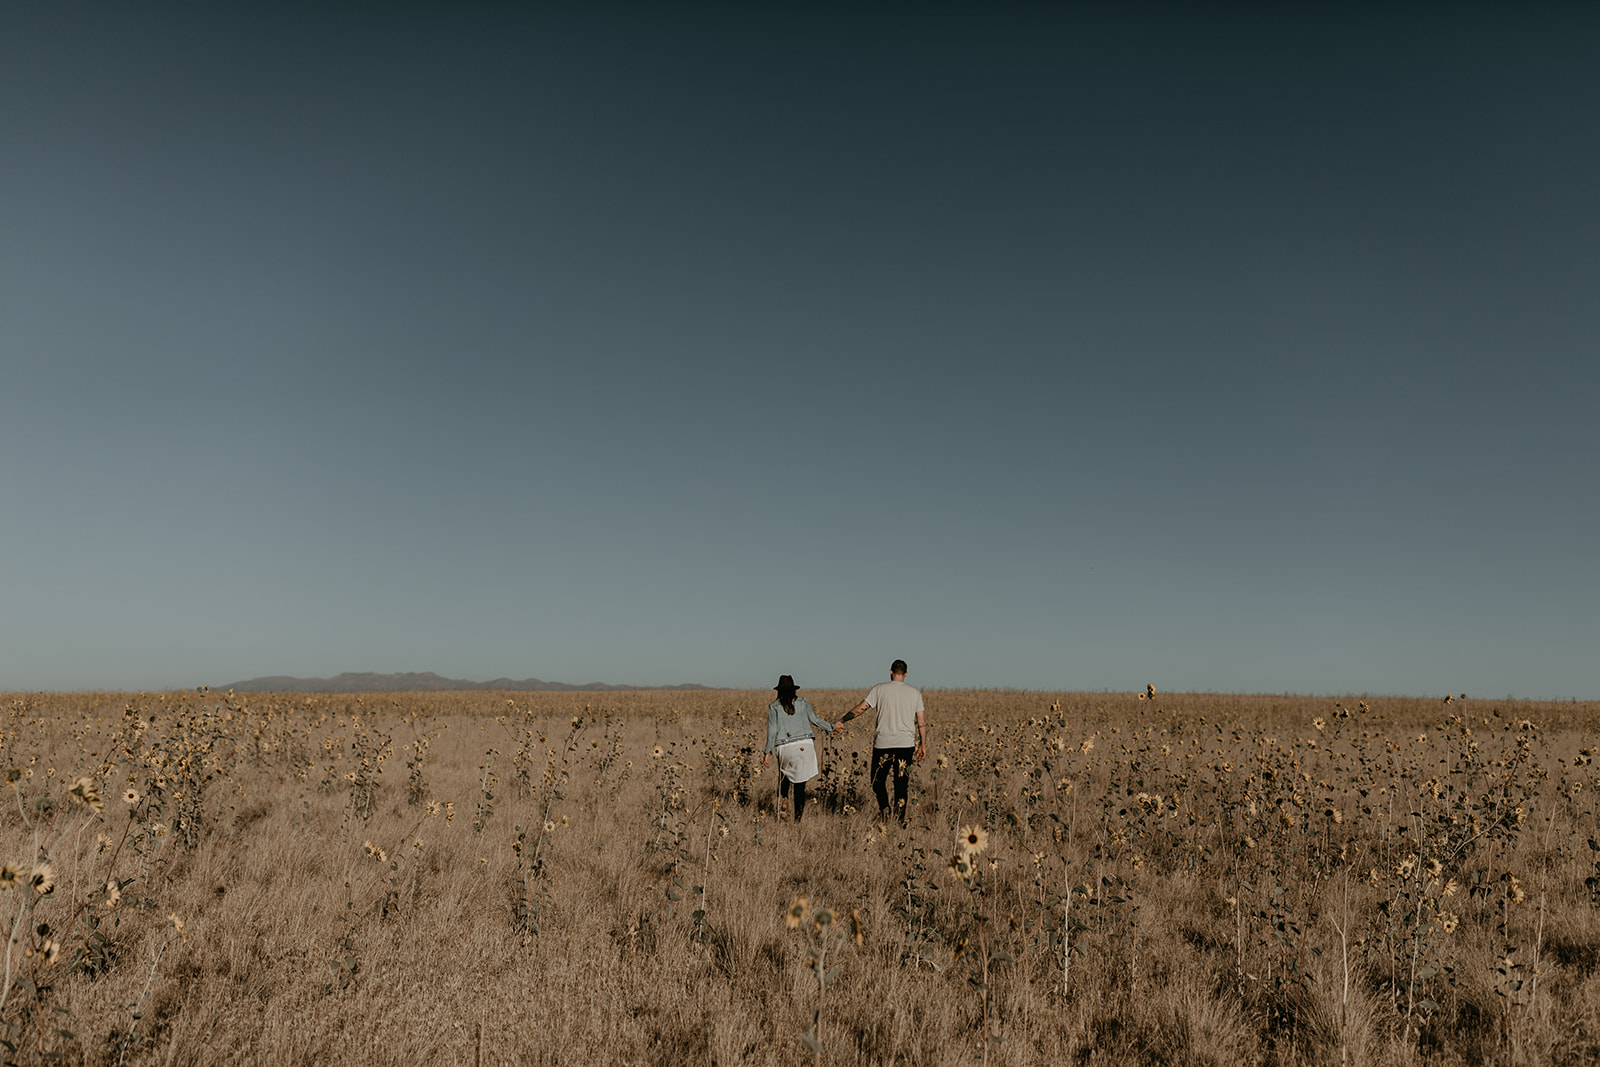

{"left": 69, "top": 777, "right": 105, "bottom": 814}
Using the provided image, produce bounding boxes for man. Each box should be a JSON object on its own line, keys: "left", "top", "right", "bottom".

{"left": 836, "top": 659, "right": 926, "bottom": 826}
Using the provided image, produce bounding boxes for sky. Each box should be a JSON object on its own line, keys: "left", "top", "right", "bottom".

{"left": 3, "top": 2, "right": 1597, "bottom": 698}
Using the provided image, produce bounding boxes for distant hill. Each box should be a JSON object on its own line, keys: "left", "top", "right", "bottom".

{"left": 221, "top": 671, "right": 712, "bottom": 693}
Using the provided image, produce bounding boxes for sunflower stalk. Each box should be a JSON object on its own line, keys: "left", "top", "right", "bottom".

{"left": 950, "top": 824, "right": 1009, "bottom": 1060}
{"left": 114, "top": 918, "right": 182, "bottom": 1067}
{"left": 1061, "top": 859, "right": 1072, "bottom": 996}
{"left": 692, "top": 799, "right": 725, "bottom": 944}
{"left": 786, "top": 899, "right": 846, "bottom": 1065}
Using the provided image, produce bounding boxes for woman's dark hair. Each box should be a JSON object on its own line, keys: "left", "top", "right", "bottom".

{"left": 775, "top": 674, "right": 799, "bottom": 714}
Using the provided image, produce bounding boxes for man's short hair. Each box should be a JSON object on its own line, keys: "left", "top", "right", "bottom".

{"left": 890, "top": 659, "right": 908, "bottom": 675}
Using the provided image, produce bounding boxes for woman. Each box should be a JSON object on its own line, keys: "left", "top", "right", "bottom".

{"left": 762, "top": 674, "right": 836, "bottom": 822}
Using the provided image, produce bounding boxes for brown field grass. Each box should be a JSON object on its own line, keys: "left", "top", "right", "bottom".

{"left": 0, "top": 687, "right": 1596, "bottom": 1065}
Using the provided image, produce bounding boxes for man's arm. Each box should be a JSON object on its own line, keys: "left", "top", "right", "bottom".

{"left": 834, "top": 699, "right": 871, "bottom": 732}
{"left": 914, "top": 710, "right": 927, "bottom": 761}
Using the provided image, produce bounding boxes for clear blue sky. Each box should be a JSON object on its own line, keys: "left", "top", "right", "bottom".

{"left": 3, "top": 3, "right": 1596, "bottom": 697}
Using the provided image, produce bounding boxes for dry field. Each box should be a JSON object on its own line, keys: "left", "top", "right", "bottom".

{"left": 0, "top": 687, "right": 1596, "bottom": 1066}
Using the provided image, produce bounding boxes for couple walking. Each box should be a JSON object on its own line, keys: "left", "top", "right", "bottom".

{"left": 761, "top": 659, "right": 927, "bottom": 825}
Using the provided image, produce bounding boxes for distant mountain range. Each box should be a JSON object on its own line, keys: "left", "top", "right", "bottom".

{"left": 220, "top": 671, "right": 713, "bottom": 693}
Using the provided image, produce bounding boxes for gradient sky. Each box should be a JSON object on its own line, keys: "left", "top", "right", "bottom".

{"left": 3, "top": 3, "right": 1596, "bottom": 697}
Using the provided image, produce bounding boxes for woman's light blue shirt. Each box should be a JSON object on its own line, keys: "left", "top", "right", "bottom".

{"left": 765, "top": 696, "right": 833, "bottom": 753}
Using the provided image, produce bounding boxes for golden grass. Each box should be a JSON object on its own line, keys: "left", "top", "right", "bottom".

{"left": 0, "top": 687, "right": 1595, "bottom": 1065}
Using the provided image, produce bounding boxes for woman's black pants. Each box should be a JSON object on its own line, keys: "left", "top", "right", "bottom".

{"left": 779, "top": 776, "right": 808, "bottom": 821}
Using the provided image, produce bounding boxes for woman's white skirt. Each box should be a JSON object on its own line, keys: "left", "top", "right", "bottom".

{"left": 776, "top": 737, "right": 818, "bottom": 783}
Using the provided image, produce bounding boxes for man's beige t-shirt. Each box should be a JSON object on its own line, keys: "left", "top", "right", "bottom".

{"left": 864, "top": 679, "right": 923, "bottom": 748}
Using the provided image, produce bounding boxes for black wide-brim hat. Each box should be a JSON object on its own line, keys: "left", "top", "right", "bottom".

{"left": 774, "top": 674, "right": 798, "bottom": 692}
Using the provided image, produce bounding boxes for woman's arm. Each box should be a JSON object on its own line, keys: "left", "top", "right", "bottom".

{"left": 806, "top": 699, "right": 832, "bottom": 734}
{"left": 764, "top": 704, "right": 780, "bottom": 753}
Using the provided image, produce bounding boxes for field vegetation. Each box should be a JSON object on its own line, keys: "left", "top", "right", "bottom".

{"left": 0, "top": 687, "right": 1596, "bottom": 1065}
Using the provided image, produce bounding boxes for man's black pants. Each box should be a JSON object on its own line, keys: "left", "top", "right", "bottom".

{"left": 872, "top": 746, "right": 914, "bottom": 824}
